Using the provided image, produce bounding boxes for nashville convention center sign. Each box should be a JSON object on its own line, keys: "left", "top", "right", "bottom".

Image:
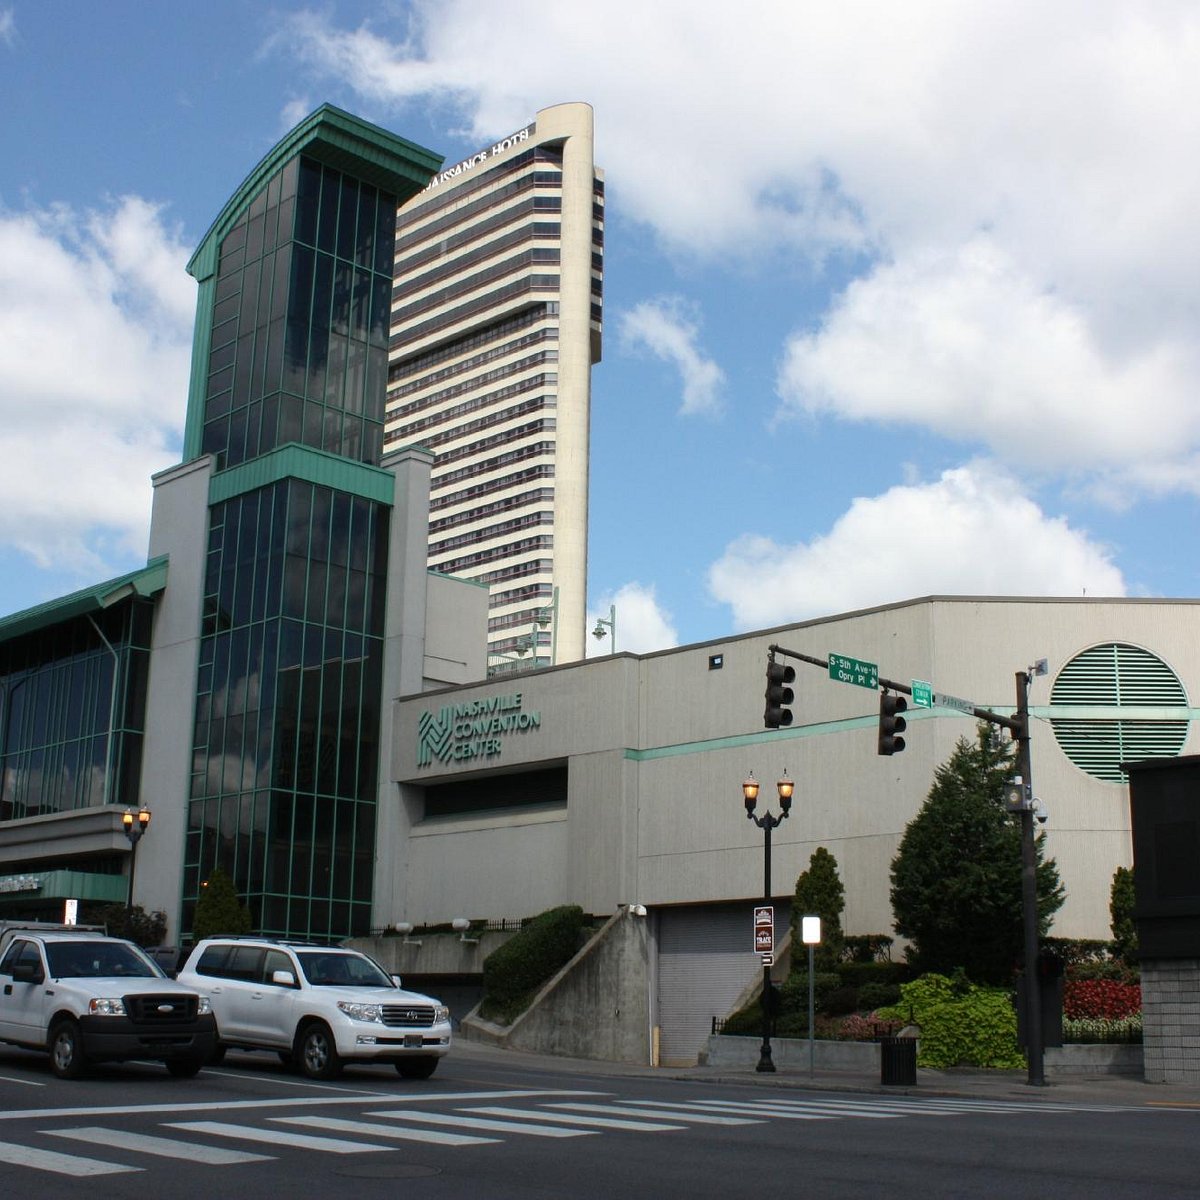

{"left": 417, "top": 693, "right": 541, "bottom": 767}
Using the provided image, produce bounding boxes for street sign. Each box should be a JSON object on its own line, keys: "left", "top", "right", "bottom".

{"left": 760, "top": 952, "right": 774, "bottom": 966}
{"left": 754, "top": 905, "right": 774, "bottom": 953}
{"left": 911, "top": 680, "right": 933, "bottom": 709}
{"left": 828, "top": 653, "right": 879, "bottom": 690}
{"left": 934, "top": 691, "right": 975, "bottom": 714}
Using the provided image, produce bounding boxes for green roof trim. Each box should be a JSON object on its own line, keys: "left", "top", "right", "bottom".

{"left": 0, "top": 869, "right": 127, "bottom": 905}
{"left": 187, "top": 104, "right": 442, "bottom": 282}
{"left": 208, "top": 442, "right": 396, "bottom": 506}
{"left": 0, "top": 556, "right": 169, "bottom": 644}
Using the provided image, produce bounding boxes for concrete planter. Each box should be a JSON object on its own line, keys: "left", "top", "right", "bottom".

{"left": 702, "top": 1035, "right": 1143, "bottom": 1076}
{"left": 701, "top": 1034, "right": 879, "bottom": 1071}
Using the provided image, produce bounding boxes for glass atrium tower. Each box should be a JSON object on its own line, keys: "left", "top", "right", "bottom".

{"left": 176, "top": 107, "right": 442, "bottom": 938}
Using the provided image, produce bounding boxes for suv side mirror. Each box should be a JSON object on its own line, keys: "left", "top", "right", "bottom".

{"left": 271, "top": 969, "right": 297, "bottom": 988}
{"left": 12, "top": 960, "right": 44, "bottom": 985}
{"left": 391, "top": 973, "right": 403, "bottom": 988}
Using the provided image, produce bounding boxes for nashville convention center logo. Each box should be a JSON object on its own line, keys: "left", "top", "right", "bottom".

{"left": 417, "top": 693, "right": 542, "bottom": 766}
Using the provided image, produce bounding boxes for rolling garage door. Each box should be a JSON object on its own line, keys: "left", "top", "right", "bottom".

{"left": 656, "top": 901, "right": 789, "bottom": 1066}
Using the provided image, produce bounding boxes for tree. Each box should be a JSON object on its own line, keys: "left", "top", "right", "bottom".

{"left": 192, "top": 867, "right": 253, "bottom": 941}
{"left": 81, "top": 903, "right": 166, "bottom": 948}
{"left": 1109, "top": 865, "right": 1138, "bottom": 964}
{"left": 889, "top": 725, "right": 1064, "bottom": 985}
{"left": 789, "top": 846, "right": 845, "bottom": 971}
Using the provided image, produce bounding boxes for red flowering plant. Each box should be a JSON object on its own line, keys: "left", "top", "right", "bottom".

{"left": 1063, "top": 977, "right": 1141, "bottom": 1021}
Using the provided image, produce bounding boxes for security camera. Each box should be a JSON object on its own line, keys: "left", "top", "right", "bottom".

{"left": 1032, "top": 799, "right": 1048, "bottom": 825}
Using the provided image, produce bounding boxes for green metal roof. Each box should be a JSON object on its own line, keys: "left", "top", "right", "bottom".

{"left": 0, "top": 556, "right": 169, "bottom": 643}
{"left": 208, "top": 443, "right": 397, "bottom": 506}
{"left": 187, "top": 103, "right": 443, "bottom": 283}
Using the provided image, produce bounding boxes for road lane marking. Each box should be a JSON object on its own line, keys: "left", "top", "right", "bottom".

{"left": 0, "top": 1087, "right": 602, "bottom": 1122}
{"left": 166, "top": 1120, "right": 390, "bottom": 1154}
{"left": 0, "top": 1140, "right": 135, "bottom": 1177}
{"left": 465, "top": 1106, "right": 686, "bottom": 1132}
{"left": 48, "top": 1126, "right": 271, "bottom": 1164}
{"left": 366, "top": 1108, "right": 597, "bottom": 1137}
{"left": 546, "top": 1102, "right": 761, "bottom": 1125}
{"left": 274, "top": 1115, "right": 497, "bottom": 1146}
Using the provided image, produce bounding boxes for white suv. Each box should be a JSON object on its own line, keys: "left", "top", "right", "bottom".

{"left": 176, "top": 937, "right": 451, "bottom": 1080}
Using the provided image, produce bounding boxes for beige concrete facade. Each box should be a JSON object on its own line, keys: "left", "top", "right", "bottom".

{"left": 386, "top": 597, "right": 1200, "bottom": 943}
{"left": 386, "top": 102, "right": 602, "bottom": 673}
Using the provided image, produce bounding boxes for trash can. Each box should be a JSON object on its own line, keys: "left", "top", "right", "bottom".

{"left": 879, "top": 1036, "right": 917, "bottom": 1086}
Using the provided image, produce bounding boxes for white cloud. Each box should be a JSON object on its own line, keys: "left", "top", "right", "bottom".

{"left": 619, "top": 297, "right": 724, "bottom": 417}
{"left": 587, "top": 582, "right": 679, "bottom": 655}
{"left": 0, "top": 197, "right": 193, "bottom": 572}
{"left": 707, "top": 463, "right": 1126, "bottom": 630}
{"left": 279, "top": 95, "right": 314, "bottom": 133}
{"left": 775, "top": 237, "right": 1199, "bottom": 478}
{"left": 276, "top": 2, "right": 1200, "bottom": 500}
{"left": 0, "top": 9, "right": 14, "bottom": 46}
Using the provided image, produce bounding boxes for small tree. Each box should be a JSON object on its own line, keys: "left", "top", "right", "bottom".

{"left": 789, "top": 846, "right": 845, "bottom": 971}
{"left": 192, "top": 867, "right": 253, "bottom": 941}
{"left": 1110, "top": 865, "right": 1138, "bottom": 965}
{"left": 890, "top": 725, "right": 1064, "bottom": 984}
{"left": 82, "top": 903, "right": 166, "bottom": 948}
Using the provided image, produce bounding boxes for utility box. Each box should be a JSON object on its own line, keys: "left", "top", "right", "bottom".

{"left": 1124, "top": 755, "right": 1200, "bottom": 958}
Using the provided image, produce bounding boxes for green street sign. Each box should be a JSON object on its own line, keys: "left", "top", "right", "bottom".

{"left": 911, "top": 680, "right": 933, "bottom": 709}
{"left": 828, "top": 653, "right": 878, "bottom": 690}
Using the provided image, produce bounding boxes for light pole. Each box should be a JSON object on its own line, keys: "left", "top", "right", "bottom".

{"left": 592, "top": 605, "right": 616, "bottom": 653}
{"left": 742, "top": 770, "right": 793, "bottom": 1073}
{"left": 121, "top": 805, "right": 151, "bottom": 937}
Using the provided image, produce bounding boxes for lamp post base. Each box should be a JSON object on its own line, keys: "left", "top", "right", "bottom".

{"left": 756, "top": 1041, "right": 776, "bottom": 1073}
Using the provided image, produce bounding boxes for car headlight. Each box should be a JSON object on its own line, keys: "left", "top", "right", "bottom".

{"left": 434, "top": 1005, "right": 450, "bottom": 1024}
{"left": 337, "top": 1000, "right": 382, "bottom": 1022}
{"left": 198, "top": 996, "right": 212, "bottom": 1015}
{"left": 88, "top": 997, "right": 127, "bottom": 1017}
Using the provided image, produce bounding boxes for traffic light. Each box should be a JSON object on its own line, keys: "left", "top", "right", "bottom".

{"left": 877, "top": 692, "right": 907, "bottom": 755}
{"left": 764, "top": 660, "right": 795, "bottom": 729}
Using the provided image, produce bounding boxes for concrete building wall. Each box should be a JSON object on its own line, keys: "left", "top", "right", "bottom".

{"left": 136, "top": 454, "right": 213, "bottom": 936}
{"left": 391, "top": 597, "right": 1200, "bottom": 943}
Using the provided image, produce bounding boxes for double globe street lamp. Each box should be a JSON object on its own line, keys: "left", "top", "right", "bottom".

{"left": 742, "top": 771, "right": 794, "bottom": 1073}
{"left": 121, "top": 805, "right": 151, "bottom": 935}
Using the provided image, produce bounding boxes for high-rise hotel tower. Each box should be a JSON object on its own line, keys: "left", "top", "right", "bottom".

{"left": 386, "top": 103, "right": 603, "bottom": 670}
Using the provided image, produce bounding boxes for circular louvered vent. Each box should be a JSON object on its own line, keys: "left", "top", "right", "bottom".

{"left": 1050, "top": 643, "right": 1189, "bottom": 782}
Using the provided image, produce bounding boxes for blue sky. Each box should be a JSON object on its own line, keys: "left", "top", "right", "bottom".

{"left": 1, "top": 1, "right": 1199, "bottom": 654}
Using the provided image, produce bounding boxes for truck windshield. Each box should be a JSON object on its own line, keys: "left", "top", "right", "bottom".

{"left": 45, "top": 941, "right": 162, "bottom": 979}
{"left": 295, "top": 952, "right": 393, "bottom": 987}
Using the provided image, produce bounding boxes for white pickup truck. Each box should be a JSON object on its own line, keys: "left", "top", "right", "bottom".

{"left": 0, "top": 923, "right": 217, "bottom": 1078}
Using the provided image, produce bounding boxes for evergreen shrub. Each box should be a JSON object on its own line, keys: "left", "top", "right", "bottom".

{"left": 479, "top": 904, "right": 587, "bottom": 1024}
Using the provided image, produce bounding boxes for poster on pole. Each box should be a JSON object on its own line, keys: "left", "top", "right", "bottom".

{"left": 754, "top": 905, "right": 774, "bottom": 953}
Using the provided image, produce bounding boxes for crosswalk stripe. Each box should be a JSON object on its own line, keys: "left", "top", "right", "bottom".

{"left": 366, "top": 1108, "right": 597, "bottom": 1138}
{"left": 47, "top": 1127, "right": 271, "bottom": 1164}
{"left": 685, "top": 1099, "right": 903, "bottom": 1120}
{"left": 546, "top": 1102, "right": 762, "bottom": 1126}
{"left": 0, "top": 1140, "right": 136, "bottom": 1177}
{"left": 273, "top": 1115, "right": 496, "bottom": 1146}
{"left": 640, "top": 1100, "right": 837, "bottom": 1121}
{"left": 166, "top": 1120, "right": 389, "bottom": 1154}
{"left": 465, "top": 1106, "right": 686, "bottom": 1132}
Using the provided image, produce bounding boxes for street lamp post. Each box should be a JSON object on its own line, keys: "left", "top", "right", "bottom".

{"left": 742, "top": 771, "right": 794, "bottom": 1073}
{"left": 121, "top": 805, "right": 151, "bottom": 936}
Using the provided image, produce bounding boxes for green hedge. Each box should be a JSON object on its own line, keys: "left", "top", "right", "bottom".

{"left": 479, "top": 905, "right": 587, "bottom": 1024}
{"left": 876, "top": 973, "right": 1024, "bottom": 1069}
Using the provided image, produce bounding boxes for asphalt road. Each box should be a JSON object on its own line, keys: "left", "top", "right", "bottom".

{"left": 0, "top": 1042, "right": 1196, "bottom": 1199}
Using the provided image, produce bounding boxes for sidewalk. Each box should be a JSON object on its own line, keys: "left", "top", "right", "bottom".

{"left": 452, "top": 1036, "right": 1200, "bottom": 1109}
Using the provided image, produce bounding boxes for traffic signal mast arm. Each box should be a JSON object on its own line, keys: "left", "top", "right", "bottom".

{"left": 766, "top": 643, "right": 1024, "bottom": 737}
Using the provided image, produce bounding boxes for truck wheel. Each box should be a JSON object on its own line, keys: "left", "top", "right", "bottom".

{"left": 49, "top": 1019, "right": 88, "bottom": 1080}
{"left": 296, "top": 1021, "right": 342, "bottom": 1080}
{"left": 166, "top": 1055, "right": 205, "bottom": 1078}
{"left": 395, "top": 1056, "right": 438, "bottom": 1080}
